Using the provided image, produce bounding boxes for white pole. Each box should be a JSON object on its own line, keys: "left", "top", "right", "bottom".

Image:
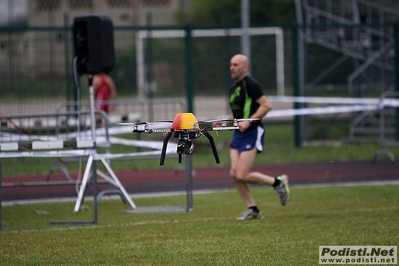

{"left": 275, "top": 28, "right": 285, "bottom": 96}
{"left": 241, "top": 0, "right": 251, "bottom": 74}
{"left": 88, "top": 75, "right": 96, "bottom": 141}
{"left": 136, "top": 32, "right": 145, "bottom": 99}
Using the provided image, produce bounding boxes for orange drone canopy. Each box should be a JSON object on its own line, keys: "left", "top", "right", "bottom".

{"left": 172, "top": 113, "right": 199, "bottom": 130}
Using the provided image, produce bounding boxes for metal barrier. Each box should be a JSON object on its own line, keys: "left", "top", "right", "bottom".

{"left": 0, "top": 98, "right": 193, "bottom": 229}
{"left": 0, "top": 111, "right": 100, "bottom": 186}
{"left": 1, "top": 98, "right": 185, "bottom": 186}
{"left": 372, "top": 91, "right": 399, "bottom": 163}
{"left": 0, "top": 110, "right": 103, "bottom": 227}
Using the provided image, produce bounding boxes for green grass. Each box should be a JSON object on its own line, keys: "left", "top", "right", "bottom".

{"left": 1, "top": 185, "right": 398, "bottom": 265}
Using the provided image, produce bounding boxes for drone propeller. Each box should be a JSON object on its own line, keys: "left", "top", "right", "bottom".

{"left": 199, "top": 117, "right": 260, "bottom": 130}
{"left": 118, "top": 121, "right": 172, "bottom": 126}
{"left": 155, "top": 120, "right": 174, "bottom": 123}
{"left": 118, "top": 121, "right": 154, "bottom": 127}
{"left": 204, "top": 117, "right": 260, "bottom": 123}
{"left": 237, "top": 117, "right": 260, "bottom": 122}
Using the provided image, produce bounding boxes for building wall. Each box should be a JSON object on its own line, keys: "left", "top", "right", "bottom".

{"left": 27, "top": 0, "right": 190, "bottom": 27}
{"left": 2, "top": 0, "right": 190, "bottom": 80}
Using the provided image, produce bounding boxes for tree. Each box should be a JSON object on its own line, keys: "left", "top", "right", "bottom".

{"left": 185, "top": 0, "right": 295, "bottom": 26}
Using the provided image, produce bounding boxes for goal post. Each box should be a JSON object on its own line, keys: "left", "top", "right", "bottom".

{"left": 135, "top": 27, "right": 285, "bottom": 99}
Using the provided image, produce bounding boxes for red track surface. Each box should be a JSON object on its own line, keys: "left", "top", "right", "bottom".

{"left": 2, "top": 159, "right": 398, "bottom": 202}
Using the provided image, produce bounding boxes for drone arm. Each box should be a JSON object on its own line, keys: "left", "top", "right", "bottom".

{"left": 203, "top": 131, "right": 220, "bottom": 164}
{"left": 160, "top": 131, "right": 173, "bottom": 166}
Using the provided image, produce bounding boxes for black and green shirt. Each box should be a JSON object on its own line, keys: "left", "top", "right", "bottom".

{"left": 229, "top": 76, "right": 264, "bottom": 128}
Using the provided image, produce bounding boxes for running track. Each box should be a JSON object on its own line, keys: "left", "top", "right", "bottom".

{"left": 2, "top": 159, "right": 398, "bottom": 202}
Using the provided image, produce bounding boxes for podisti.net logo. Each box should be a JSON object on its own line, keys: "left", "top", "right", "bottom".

{"left": 319, "top": 246, "right": 397, "bottom": 264}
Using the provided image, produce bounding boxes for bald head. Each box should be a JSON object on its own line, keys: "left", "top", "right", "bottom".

{"left": 230, "top": 54, "right": 250, "bottom": 82}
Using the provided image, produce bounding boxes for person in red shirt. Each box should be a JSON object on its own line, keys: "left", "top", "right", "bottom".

{"left": 93, "top": 74, "right": 117, "bottom": 126}
{"left": 93, "top": 73, "right": 117, "bottom": 113}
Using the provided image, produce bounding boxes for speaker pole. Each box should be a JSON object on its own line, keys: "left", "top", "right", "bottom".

{"left": 88, "top": 75, "right": 96, "bottom": 141}
{"left": 68, "top": 14, "right": 115, "bottom": 225}
{"left": 88, "top": 74, "right": 98, "bottom": 224}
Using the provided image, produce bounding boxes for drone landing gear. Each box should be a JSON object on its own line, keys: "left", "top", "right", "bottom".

{"left": 203, "top": 131, "right": 220, "bottom": 164}
{"left": 159, "top": 130, "right": 220, "bottom": 166}
{"left": 160, "top": 132, "right": 173, "bottom": 166}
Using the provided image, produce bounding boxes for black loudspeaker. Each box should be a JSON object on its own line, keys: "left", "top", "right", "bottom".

{"left": 73, "top": 14, "right": 115, "bottom": 75}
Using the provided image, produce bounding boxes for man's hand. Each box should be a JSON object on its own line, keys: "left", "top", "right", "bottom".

{"left": 238, "top": 120, "right": 251, "bottom": 132}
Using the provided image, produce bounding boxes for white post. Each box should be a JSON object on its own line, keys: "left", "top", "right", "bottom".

{"left": 88, "top": 75, "right": 96, "bottom": 141}
{"left": 275, "top": 28, "right": 285, "bottom": 96}
{"left": 241, "top": 0, "right": 251, "bottom": 74}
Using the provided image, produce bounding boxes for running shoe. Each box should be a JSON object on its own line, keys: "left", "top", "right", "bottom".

{"left": 236, "top": 209, "right": 263, "bottom": 220}
{"left": 274, "top": 174, "right": 290, "bottom": 206}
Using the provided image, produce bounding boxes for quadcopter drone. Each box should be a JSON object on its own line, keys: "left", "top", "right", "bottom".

{"left": 124, "top": 113, "right": 259, "bottom": 165}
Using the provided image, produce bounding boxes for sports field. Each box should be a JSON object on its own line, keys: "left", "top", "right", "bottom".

{"left": 1, "top": 123, "right": 398, "bottom": 265}
{"left": 0, "top": 183, "right": 398, "bottom": 265}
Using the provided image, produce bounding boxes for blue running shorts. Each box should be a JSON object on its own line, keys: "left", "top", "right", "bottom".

{"left": 230, "top": 125, "right": 265, "bottom": 153}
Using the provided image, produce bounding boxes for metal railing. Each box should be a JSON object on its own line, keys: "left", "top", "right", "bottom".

{"left": 372, "top": 91, "right": 399, "bottom": 163}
